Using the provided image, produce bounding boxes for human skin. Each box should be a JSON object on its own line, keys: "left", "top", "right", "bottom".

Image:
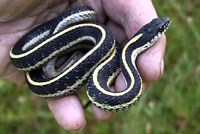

{"left": 0, "top": 0, "right": 166, "bottom": 131}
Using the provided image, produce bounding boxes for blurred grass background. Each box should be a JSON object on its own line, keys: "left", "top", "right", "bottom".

{"left": 0, "top": 0, "right": 200, "bottom": 133}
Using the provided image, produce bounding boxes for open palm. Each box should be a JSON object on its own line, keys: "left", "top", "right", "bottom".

{"left": 0, "top": 0, "right": 167, "bottom": 131}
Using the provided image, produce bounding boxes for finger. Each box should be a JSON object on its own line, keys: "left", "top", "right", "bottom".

{"left": 115, "top": 73, "right": 151, "bottom": 92}
{"left": 121, "top": 1, "right": 166, "bottom": 82}
{"left": 103, "top": 0, "right": 166, "bottom": 82}
{"left": 47, "top": 95, "right": 86, "bottom": 131}
{"left": 137, "top": 35, "right": 166, "bottom": 82}
{"left": 92, "top": 105, "right": 114, "bottom": 120}
{"left": 103, "top": 0, "right": 158, "bottom": 36}
{"left": 106, "top": 20, "right": 127, "bottom": 44}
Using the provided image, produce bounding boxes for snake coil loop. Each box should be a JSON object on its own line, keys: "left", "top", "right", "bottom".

{"left": 10, "top": 6, "right": 170, "bottom": 112}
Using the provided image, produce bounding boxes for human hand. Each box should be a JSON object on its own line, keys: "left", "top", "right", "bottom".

{"left": 0, "top": 0, "right": 166, "bottom": 131}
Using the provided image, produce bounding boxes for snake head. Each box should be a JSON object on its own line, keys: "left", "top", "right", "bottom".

{"left": 135, "top": 17, "right": 170, "bottom": 45}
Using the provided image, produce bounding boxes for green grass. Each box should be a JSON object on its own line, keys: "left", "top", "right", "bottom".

{"left": 0, "top": 0, "right": 200, "bottom": 133}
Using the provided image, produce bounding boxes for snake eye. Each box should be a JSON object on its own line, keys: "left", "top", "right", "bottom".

{"left": 157, "top": 17, "right": 170, "bottom": 33}
{"left": 159, "top": 25, "right": 165, "bottom": 33}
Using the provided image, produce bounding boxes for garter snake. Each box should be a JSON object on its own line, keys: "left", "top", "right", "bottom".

{"left": 9, "top": 6, "right": 170, "bottom": 112}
